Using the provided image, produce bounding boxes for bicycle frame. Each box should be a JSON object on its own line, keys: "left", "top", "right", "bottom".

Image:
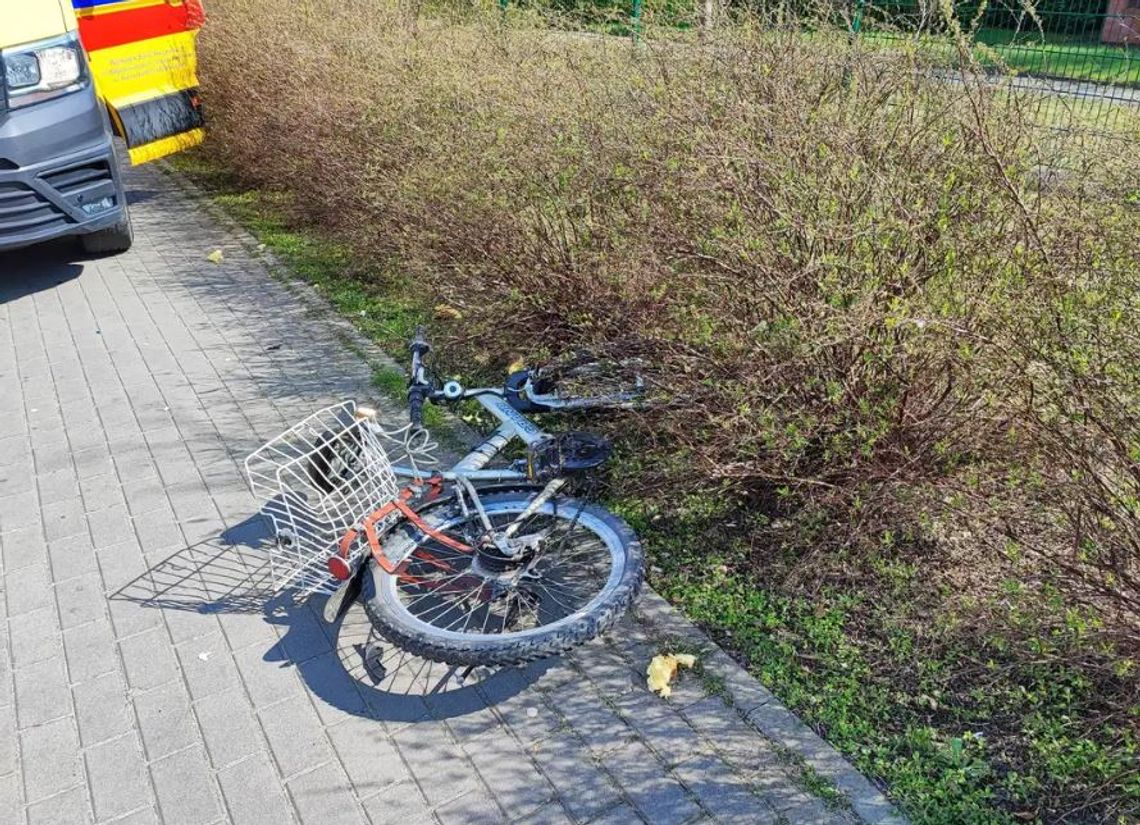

{"left": 388, "top": 388, "right": 543, "bottom": 484}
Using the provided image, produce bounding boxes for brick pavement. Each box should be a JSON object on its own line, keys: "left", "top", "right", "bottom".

{"left": 0, "top": 162, "right": 904, "bottom": 825}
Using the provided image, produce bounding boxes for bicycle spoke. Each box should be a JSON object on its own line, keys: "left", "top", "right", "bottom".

{"left": 526, "top": 583, "right": 579, "bottom": 614}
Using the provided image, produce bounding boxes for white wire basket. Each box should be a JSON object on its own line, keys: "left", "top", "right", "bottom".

{"left": 244, "top": 402, "right": 419, "bottom": 595}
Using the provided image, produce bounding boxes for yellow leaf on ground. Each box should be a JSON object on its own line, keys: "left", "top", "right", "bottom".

{"left": 434, "top": 303, "right": 462, "bottom": 320}
{"left": 647, "top": 652, "right": 698, "bottom": 698}
{"left": 206, "top": 249, "right": 224, "bottom": 264}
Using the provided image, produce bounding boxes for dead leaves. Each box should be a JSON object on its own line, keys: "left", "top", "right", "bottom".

{"left": 647, "top": 652, "right": 697, "bottom": 698}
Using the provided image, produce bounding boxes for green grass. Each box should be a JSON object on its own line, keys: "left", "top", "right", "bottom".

{"left": 975, "top": 26, "right": 1140, "bottom": 85}
{"left": 862, "top": 24, "right": 1140, "bottom": 85}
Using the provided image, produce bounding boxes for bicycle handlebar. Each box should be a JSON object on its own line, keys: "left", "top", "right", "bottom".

{"left": 408, "top": 327, "right": 432, "bottom": 429}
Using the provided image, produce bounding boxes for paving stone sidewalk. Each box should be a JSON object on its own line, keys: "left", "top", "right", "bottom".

{"left": 0, "top": 162, "right": 904, "bottom": 825}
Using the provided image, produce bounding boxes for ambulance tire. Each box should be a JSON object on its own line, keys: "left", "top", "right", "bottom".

{"left": 81, "top": 203, "right": 134, "bottom": 255}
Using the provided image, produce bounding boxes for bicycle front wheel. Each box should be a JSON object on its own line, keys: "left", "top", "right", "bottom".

{"left": 361, "top": 491, "right": 644, "bottom": 665}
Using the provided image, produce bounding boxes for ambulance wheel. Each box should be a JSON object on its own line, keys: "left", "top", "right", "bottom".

{"left": 81, "top": 204, "right": 134, "bottom": 255}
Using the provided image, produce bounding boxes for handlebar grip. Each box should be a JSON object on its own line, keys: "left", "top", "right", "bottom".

{"left": 408, "top": 387, "right": 426, "bottom": 429}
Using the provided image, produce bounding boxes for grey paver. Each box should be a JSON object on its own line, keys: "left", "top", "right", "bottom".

{"left": 41, "top": 498, "right": 86, "bottom": 541}
{"left": 14, "top": 656, "right": 70, "bottom": 729}
{"left": 492, "top": 688, "right": 561, "bottom": 745}
{"left": 217, "top": 754, "right": 296, "bottom": 825}
{"left": 25, "top": 785, "right": 92, "bottom": 825}
{"left": 0, "top": 494, "right": 42, "bottom": 536}
{"left": 104, "top": 807, "right": 160, "bottom": 825}
{"left": 468, "top": 733, "right": 554, "bottom": 820}
{"left": 0, "top": 704, "right": 16, "bottom": 776}
{"left": 674, "top": 755, "right": 780, "bottom": 825}
{"left": 0, "top": 773, "right": 22, "bottom": 825}
{"left": 586, "top": 803, "right": 644, "bottom": 825}
{"left": 8, "top": 607, "right": 62, "bottom": 669}
{"left": 327, "top": 719, "right": 408, "bottom": 793}
{"left": 359, "top": 780, "right": 432, "bottom": 825}
{"left": 62, "top": 619, "right": 118, "bottom": 684}
{"left": 150, "top": 746, "right": 222, "bottom": 825}
{"left": 85, "top": 735, "right": 152, "bottom": 822}
{"left": 393, "top": 724, "right": 480, "bottom": 807}
{"left": 606, "top": 741, "right": 702, "bottom": 825}
{"left": 105, "top": 589, "right": 166, "bottom": 639}
{"left": 257, "top": 693, "right": 336, "bottom": 779}
{"left": 133, "top": 680, "right": 198, "bottom": 761}
{"left": 433, "top": 790, "right": 503, "bottom": 825}
{"left": 35, "top": 469, "right": 79, "bottom": 508}
{"left": 516, "top": 802, "right": 576, "bottom": 825}
{"left": 286, "top": 762, "right": 366, "bottom": 825}
{"left": 175, "top": 631, "right": 241, "bottom": 700}
{"left": 118, "top": 628, "right": 180, "bottom": 691}
{"left": 233, "top": 644, "right": 302, "bottom": 709}
{"left": 0, "top": 162, "right": 901, "bottom": 825}
{"left": 73, "top": 670, "right": 133, "bottom": 747}
{"left": 3, "top": 564, "right": 51, "bottom": 614}
{"left": 46, "top": 535, "right": 99, "bottom": 580}
{"left": 550, "top": 686, "right": 634, "bottom": 755}
{"left": 162, "top": 602, "right": 221, "bottom": 645}
{"left": 194, "top": 687, "right": 264, "bottom": 769}
{"left": 54, "top": 572, "right": 107, "bottom": 629}
{"left": 613, "top": 690, "right": 705, "bottom": 759}
{"left": 295, "top": 650, "right": 368, "bottom": 725}
{"left": 88, "top": 503, "right": 135, "bottom": 550}
{"left": 530, "top": 734, "right": 621, "bottom": 822}
{"left": 19, "top": 716, "right": 82, "bottom": 802}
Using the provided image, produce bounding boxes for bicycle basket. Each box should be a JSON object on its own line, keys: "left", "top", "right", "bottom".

{"left": 244, "top": 402, "right": 400, "bottom": 594}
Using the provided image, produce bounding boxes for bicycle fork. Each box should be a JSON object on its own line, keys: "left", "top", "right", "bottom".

{"left": 454, "top": 473, "right": 566, "bottom": 554}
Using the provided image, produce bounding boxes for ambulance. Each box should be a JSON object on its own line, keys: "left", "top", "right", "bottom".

{"left": 0, "top": 0, "right": 205, "bottom": 254}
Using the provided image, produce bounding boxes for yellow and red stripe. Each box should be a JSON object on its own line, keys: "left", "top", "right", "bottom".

{"left": 76, "top": 0, "right": 204, "bottom": 52}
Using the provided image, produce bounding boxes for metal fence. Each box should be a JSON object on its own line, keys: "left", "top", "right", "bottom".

{"left": 521, "top": 0, "right": 1138, "bottom": 134}
{"left": 850, "top": 0, "right": 1140, "bottom": 133}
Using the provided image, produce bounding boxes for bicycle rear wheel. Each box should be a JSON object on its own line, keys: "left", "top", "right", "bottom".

{"left": 361, "top": 491, "right": 644, "bottom": 665}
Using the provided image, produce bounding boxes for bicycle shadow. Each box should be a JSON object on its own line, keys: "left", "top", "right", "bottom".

{"left": 111, "top": 508, "right": 549, "bottom": 722}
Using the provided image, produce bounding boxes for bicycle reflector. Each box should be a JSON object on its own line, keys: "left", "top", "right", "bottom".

{"left": 327, "top": 554, "right": 353, "bottom": 581}
{"left": 527, "top": 432, "right": 613, "bottom": 482}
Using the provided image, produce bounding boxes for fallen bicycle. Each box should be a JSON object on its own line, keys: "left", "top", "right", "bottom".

{"left": 245, "top": 327, "right": 646, "bottom": 667}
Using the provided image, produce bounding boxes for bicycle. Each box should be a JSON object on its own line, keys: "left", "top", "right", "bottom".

{"left": 245, "top": 327, "right": 646, "bottom": 666}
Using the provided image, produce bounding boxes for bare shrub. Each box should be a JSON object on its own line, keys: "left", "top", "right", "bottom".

{"left": 199, "top": 0, "right": 1138, "bottom": 604}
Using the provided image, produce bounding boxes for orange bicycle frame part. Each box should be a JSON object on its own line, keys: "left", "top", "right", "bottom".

{"left": 336, "top": 479, "right": 473, "bottom": 576}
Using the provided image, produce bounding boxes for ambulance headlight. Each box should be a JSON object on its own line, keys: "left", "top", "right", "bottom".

{"left": 2, "top": 35, "right": 87, "bottom": 109}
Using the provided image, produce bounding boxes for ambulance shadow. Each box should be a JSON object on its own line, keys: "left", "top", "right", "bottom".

{"left": 0, "top": 244, "right": 82, "bottom": 303}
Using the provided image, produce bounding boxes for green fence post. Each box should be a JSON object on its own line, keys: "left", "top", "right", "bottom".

{"left": 844, "top": 0, "right": 865, "bottom": 89}
{"left": 631, "top": 0, "right": 643, "bottom": 41}
{"left": 851, "top": 0, "right": 866, "bottom": 36}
